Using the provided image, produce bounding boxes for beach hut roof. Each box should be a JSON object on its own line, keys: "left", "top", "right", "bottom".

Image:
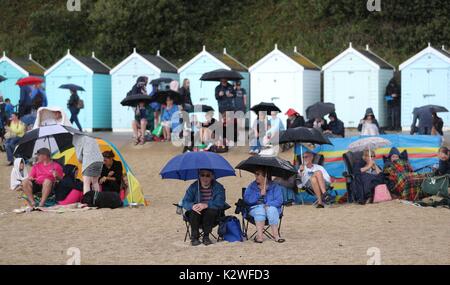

{"left": 110, "top": 49, "right": 177, "bottom": 74}
{"left": 0, "top": 53, "right": 46, "bottom": 76}
{"left": 249, "top": 44, "right": 319, "bottom": 72}
{"left": 400, "top": 44, "right": 450, "bottom": 70}
{"left": 45, "top": 50, "right": 111, "bottom": 76}
{"left": 322, "top": 43, "right": 395, "bottom": 71}
{"left": 178, "top": 46, "right": 247, "bottom": 73}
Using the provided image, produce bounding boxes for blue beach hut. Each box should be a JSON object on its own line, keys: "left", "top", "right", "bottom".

{"left": 400, "top": 44, "right": 450, "bottom": 129}
{"left": 110, "top": 49, "right": 178, "bottom": 131}
{"left": 178, "top": 46, "right": 250, "bottom": 117}
{"left": 323, "top": 43, "right": 395, "bottom": 128}
{"left": 0, "top": 52, "right": 46, "bottom": 105}
{"left": 45, "top": 50, "right": 111, "bottom": 131}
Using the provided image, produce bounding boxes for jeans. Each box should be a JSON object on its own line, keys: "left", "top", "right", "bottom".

{"left": 5, "top": 137, "right": 20, "bottom": 162}
{"left": 250, "top": 138, "right": 262, "bottom": 152}
{"left": 187, "top": 208, "right": 218, "bottom": 239}
{"left": 69, "top": 107, "right": 82, "bottom": 131}
{"left": 249, "top": 204, "right": 279, "bottom": 225}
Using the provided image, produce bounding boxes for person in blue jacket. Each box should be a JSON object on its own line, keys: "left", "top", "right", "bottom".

{"left": 244, "top": 168, "right": 285, "bottom": 244}
{"left": 182, "top": 169, "right": 226, "bottom": 246}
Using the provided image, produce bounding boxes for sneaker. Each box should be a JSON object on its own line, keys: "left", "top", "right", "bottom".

{"left": 191, "top": 239, "right": 201, "bottom": 246}
{"left": 202, "top": 236, "right": 213, "bottom": 246}
{"left": 205, "top": 143, "right": 214, "bottom": 151}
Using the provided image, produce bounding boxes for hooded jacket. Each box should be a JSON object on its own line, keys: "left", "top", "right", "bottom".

{"left": 10, "top": 158, "right": 28, "bottom": 190}
{"left": 244, "top": 181, "right": 283, "bottom": 214}
{"left": 72, "top": 134, "right": 103, "bottom": 173}
{"left": 55, "top": 164, "right": 83, "bottom": 201}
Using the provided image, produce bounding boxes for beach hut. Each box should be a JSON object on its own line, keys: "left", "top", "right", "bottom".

{"left": 45, "top": 50, "right": 111, "bottom": 131}
{"left": 249, "top": 45, "right": 321, "bottom": 122}
{"left": 399, "top": 44, "right": 450, "bottom": 129}
{"left": 0, "top": 52, "right": 46, "bottom": 104}
{"left": 323, "top": 43, "right": 395, "bottom": 128}
{"left": 178, "top": 46, "right": 250, "bottom": 117}
{"left": 110, "top": 49, "right": 178, "bottom": 131}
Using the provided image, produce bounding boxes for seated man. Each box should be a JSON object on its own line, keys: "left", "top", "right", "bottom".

{"left": 99, "top": 151, "right": 123, "bottom": 193}
{"left": 244, "top": 168, "right": 285, "bottom": 244}
{"left": 182, "top": 169, "right": 226, "bottom": 246}
{"left": 22, "top": 148, "right": 63, "bottom": 208}
{"left": 298, "top": 151, "right": 332, "bottom": 208}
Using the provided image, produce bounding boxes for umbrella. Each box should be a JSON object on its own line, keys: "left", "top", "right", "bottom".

{"left": 0, "top": 75, "right": 6, "bottom": 83}
{"left": 189, "top": 104, "right": 214, "bottom": 113}
{"left": 236, "top": 155, "right": 297, "bottom": 178}
{"left": 250, "top": 102, "right": 281, "bottom": 114}
{"left": 121, "top": 94, "right": 153, "bottom": 107}
{"left": 160, "top": 151, "right": 236, "bottom": 181}
{"left": 59, "top": 84, "right": 85, "bottom": 92}
{"left": 13, "top": 125, "right": 84, "bottom": 159}
{"left": 151, "top": 90, "right": 183, "bottom": 105}
{"left": 16, "top": 76, "right": 44, "bottom": 87}
{"left": 306, "top": 102, "right": 335, "bottom": 120}
{"left": 413, "top": 105, "right": 449, "bottom": 115}
{"left": 200, "top": 69, "right": 244, "bottom": 82}
{"left": 279, "top": 127, "right": 333, "bottom": 145}
{"left": 348, "top": 137, "right": 391, "bottom": 160}
{"left": 150, "top": 77, "right": 173, "bottom": 85}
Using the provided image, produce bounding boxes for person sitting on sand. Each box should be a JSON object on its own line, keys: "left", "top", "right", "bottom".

{"left": 10, "top": 158, "right": 28, "bottom": 191}
{"left": 99, "top": 151, "right": 123, "bottom": 193}
{"left": 182, "top": 169, "right": 226, "bottom": 247}
{"left": 55, "top": 164, "right": 83, "bottom": 205}
{"left": 22, "top": 148, "right": 63, "bottom": 208}
{"left": 244, "top": 168, "right": 285, "bottom": 244}
{"left": 297, "top": 150, "right": 332, "bottom": 208}
{"left": 383, "top": 147, "right": 426, "bottom": 201}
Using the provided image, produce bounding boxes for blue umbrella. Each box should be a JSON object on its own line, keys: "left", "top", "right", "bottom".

{"left": 59, "top": 84, "right": 85, "bottom": 91}
{"left": 160, "top": 152, "right": 236, "bottom": 181}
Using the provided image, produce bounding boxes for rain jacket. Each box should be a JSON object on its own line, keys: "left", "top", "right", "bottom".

{"left": 182, "top": 180, "right": 226, "bottom": 211}
{"left": 244, "top": 181, "right": 283, "bottom": 214}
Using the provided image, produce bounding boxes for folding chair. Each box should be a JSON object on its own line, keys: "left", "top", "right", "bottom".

{"left": 238, "top": 188, "right": 288, "bottom": 241}
{"left": 342, "top": 151, "right": 364, "bottom": 203}
{"left": 174, "top": 203, "right": 230, "bottom": 242}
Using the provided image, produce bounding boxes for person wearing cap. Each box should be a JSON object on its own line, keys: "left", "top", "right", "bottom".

{"left": 324, "top": 112, "right": 345, "bottom": 138}
{"left": 298, "top": 150, "right": 332, "bottom": 208}
{"left": 285, "top": 109, "right": 305, "bottom": 129}
{"left": 358, "top": 108, "right": 380, "bottom": 136}
{"left": 22, "top": 148, "right": 63, "bottom": 208}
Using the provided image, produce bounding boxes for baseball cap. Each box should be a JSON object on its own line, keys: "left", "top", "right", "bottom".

{"left": 36, "top": 148, "right": 51, "bottom": 156}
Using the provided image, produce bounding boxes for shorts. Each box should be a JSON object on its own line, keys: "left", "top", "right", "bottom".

{"left": 32, "top": 182, "right": 43, "bottom": 194}
{"left": 304, "top": 179, "right": 331, "bottom": 190}
{"left": 82, "top": 162, "right": 103, "bottom": 177}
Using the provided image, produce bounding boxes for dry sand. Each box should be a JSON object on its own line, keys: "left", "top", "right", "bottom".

{"left": 0, "top": 137, "right": 449, "bottom": 265}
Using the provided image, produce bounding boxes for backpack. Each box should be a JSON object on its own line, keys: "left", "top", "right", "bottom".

{"left": 218, "top": 216, "right": 243, "bottom": 242}
{"left": 81, "top": 191, "right": 123, "bottom": 209}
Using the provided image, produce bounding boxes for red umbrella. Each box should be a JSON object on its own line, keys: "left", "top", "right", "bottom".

{"left": 16, "top": 76, "right": 44, "bottom": 87}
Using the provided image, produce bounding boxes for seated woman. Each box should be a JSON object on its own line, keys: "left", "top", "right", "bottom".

{"left": 182, "top": 169, "right": 226, "bottom": 247}
{"left": 132, "top": 101, "right": 148, "bottom": 145}
{"left": 10, "top": 158, "right": 28, "bottom": 191}
{"left": 99, "top": 151, "right": 123, "bottom": 194}
{"left": 383, "top": 147, "right": 425, "bottom": 201}
{"left": 244, "top": 168, "right": 285, "bottom": 244}
{"left": 55, "top": 164, "right": 83, "bottom": 205}
{"left": 436, "top": 146, "right": 450, "bottom": 175}
{"left": 161, "top": 96, "right": 180, "bottom": 142}
{"left": 358, "top": 108, "right": 380, "bottom": 136}
{"left": 351, "top": 150, "right": 385, "bottom": 204}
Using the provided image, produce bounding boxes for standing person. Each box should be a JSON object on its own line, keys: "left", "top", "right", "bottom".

{"left": 149, "top": 84, "right": 161, "bottom": 127}
{"left": 410, "top": 108, "right": 433, "bottom": 135}
{"left": 161, "top": 96, "right": 180, "bottom": 142}
{"left": 215, "top": 79, "right": 234, "bottom": 116}
{"left": 131, "top": 101, "right": 148, "bottom": 145}
{"left": 266, "top": 111, "right": 285, "bottom": 144}
{"left": 67, "top": 89, "right": 83, "bottom": 131}
{"left": 431, "top": 111, "right": 444, "bottom": 136}
{"left": 179, "top": 79, "right": 193, "bottom": 112}
{"left": 250, "top": 111, "right": 268, "bottom": 154}
{"left": 385, "top": 77, "right": 401, "bottom": 130}
{"left": 324, "top": 112, "right": 345, "bottom": 138}
{"left": 4, "top": 113, "right": 25, "bottom": 166}
{"left": 285, "top": 109, "right": 305, "bottom": 129}
{"left": 72, "top": 134, "right": 104, "bottom": 194}
{"left": 358, "top": 108, "right": 380, "bottom": 136}
{"left": 233, "top": 81, "right": 247, "bottom": 114}
{"left": 18, "top": 86, "right": 33, "bottom": 118}
{"left": 31, "top": 83, "right": 48, "bottom": 109}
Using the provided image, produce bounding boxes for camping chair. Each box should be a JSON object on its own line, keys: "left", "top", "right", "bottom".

{"left": 342, "top": 151, "right": 364, "bottom": 203}
{"left": 237, "top": 188, "right": 289, "bottom": 241}
{"left": 298, "top": 153, "right": 337, "bottom": 205}
{"left": 173, "top": 203, "right": 231, "bottom": 242}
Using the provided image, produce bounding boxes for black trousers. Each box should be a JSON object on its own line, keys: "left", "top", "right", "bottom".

{"left": 187, "top": 208, "right": 218, "bottom": 239}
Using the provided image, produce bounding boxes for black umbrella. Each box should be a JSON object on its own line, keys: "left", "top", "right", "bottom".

{"left": 236, "top": 155, "right": 297, "bottom": 178}
{"left": 150, "top": 77, "right": 173, "bottom": 85}
{"left": 59, "top": 84, "right": 85, "bottom": 92}
{"left": 13, "top": 125, "right": 84, "bottom": 159}
{"left": 152, "top": 90, "right": 183, "bottom": 105}
{"left": 413, "top": 105, "right": 449, "bottom": 115}
{"left": 250, "top": 102, "right": 281, "bottom": 114}
{"left": 0, "top": 75, "right": 6, "bottom": 83}
{"left": 200, "top": 69, "right": 244, "bottom": 82}
{"left": 121, "top": 94, "right": 153, "bottom": 107}
{"left": 306, "top": 102, "right": 335, "bottom": 120}
{"left": 189, "top": 104, "right": 214, "bottom": 113}
{"left": 279, "top": 127, "right": 333, "bottom": 145}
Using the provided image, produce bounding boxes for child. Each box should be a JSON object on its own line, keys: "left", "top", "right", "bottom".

{"left": 10, "top": 158, "right": 28, "bottom": 191}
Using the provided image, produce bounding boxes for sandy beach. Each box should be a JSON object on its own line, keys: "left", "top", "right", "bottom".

{"left": 0, "top": 135, "right": 449, "bottom": 265}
